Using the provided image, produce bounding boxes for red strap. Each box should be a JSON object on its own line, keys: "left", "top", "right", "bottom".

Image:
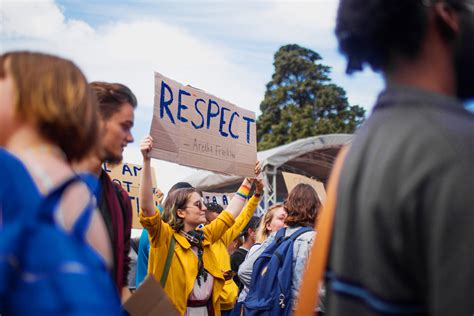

{"left": 294, "top": 145, "right": 349, "bottom": 316}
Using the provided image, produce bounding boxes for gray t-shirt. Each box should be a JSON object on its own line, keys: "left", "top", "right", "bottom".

{"left": 326, "top": 85, "right": 474, "bottom": 316}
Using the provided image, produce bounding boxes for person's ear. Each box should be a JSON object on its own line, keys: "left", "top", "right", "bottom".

{"left": 434, "top": 1, "right": 461, "bottom": 37}
{"left": 176, "top": 208, "right": 186, "bottom": 219}
{"left": 266, "top": 222, "right": 272, "bottom": 231}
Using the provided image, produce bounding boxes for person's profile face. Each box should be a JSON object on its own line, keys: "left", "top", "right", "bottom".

{"left": 266, "top": 207, "right": 287, "bottom": 233}
{"left": 100, "top": 102, "right": 135, "bottom": 164}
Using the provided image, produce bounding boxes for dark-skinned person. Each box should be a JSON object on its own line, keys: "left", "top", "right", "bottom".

{"left": 297, "top": 1, "right": 474, "bottom": 315}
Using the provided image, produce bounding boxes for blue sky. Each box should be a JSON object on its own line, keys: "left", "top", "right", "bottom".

{"left": 4, "top": 0, "right": 470, "bottom": 193}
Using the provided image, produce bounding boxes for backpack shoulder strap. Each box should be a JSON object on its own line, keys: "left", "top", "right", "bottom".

{"left": 37, "top": 175, "right": 82, "bottom": 221}
{"left": 71, "top": 197, "right": 95, "bottom": 240}
{"left": 294, "top": 145, "right": 349, "bottom": 316}
{"left": 160, "top": 236, "right": 176, "bottom": 288}
{"left": 274, "top": 227, "right": 287, "bottom": 240}
{"left": 288, "top": 226, "right": 313, "bottom": 242}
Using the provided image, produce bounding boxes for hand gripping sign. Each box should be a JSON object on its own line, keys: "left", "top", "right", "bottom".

{"left": 150, "top": 72, "right": 257, "bottom": 177}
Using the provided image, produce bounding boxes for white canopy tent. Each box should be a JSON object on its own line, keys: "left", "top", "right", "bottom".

{"left": 183, "top": 134, "right": 352, "bottom": 214}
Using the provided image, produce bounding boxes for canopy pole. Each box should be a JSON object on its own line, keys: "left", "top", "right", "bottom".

{"left": 260, "top": 165, "right": 277, "bottom": 216}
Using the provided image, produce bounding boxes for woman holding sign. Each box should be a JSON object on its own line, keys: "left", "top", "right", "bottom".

{"left": 139, "top": 135, "right": 261, "bottom": 316}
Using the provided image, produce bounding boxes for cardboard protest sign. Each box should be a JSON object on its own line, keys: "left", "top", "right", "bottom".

{"left": 124, "top": 275, "right": 179, "bottom": 316}
{"left": 103, "top": 162, "right": 160, "bottom": 229}
{"left": 150, "top": 72, "right": 257, "bottom": 177}
{"left": 202, "top": 192, "right": 235, "bottom": 207}
{"left": 282, "top": 172, "right": 327, "bottom": 205}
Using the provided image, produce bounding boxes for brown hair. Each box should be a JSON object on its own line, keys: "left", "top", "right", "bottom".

{"left": 89, "top": 81, "right": 137, "bottom": 120}
{"left": 0, "top": 51, "right": 98, "bottom": 161}
{"left": 255, "top": 203, "right": 285, "bottom": 243}
{"left": 162, "top": 187, "right": 197, "bottom": 232}
{"left": 284, "top": 183, "right": 321, "bottom": 227}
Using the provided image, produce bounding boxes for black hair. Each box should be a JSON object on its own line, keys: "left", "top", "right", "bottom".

{"left": 336, "top": 0, "right": 431, "bottom": 73}
{"left": 205, "top": 202, "right": 224, "bottom": 214}
{"left": 240, "top": 216, "right": 261, "bottom": 240}
{"left": 168, "top": 182, "right": 193, "bottom": 195}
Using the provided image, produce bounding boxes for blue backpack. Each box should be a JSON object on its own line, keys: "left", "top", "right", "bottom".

{"left": 243, "top": 227, "right": 313, "bottom": 316}
{"left": 0, "top": 176, "right": 123, "bottom": 315}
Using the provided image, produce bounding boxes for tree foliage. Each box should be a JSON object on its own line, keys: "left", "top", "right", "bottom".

{"left": 257, "top": 44, "right": 365, "bottom": 150}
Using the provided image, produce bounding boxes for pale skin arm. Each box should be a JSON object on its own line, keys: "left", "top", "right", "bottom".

{"left": 139, "top": 135, "right": 155, "bottom": 217}
{"left": 223, "top": 161, "right": 262, "bottom": 218}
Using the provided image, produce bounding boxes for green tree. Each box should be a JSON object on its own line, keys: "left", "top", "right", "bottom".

{"left": 257, "top": 44, "right": 365, "bottom": 150}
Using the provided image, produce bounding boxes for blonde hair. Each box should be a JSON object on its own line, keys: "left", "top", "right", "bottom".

{"left": 255, "top": 203, "right": 284, "bottom": 243}
{"left": 0, "top": 51, "right": 98, "bottom": 161}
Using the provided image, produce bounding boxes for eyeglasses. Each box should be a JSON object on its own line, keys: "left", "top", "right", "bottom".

{"left": 185, "top": 198, "right": 206, "bottom": 210}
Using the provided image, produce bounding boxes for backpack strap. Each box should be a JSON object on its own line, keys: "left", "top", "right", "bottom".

{"left": 287, "top": 226, "right": 313, "bottom": 242}
{"left": 37, "top": 175, "right": 83, "bottom": 221}
{"left": 37, "top": 175, "right": 96, "bottom": 240}
{"left": 294, "top": 145, "right": 349, "bottom": 316}
{"left": 78, "top": 172, "right": 101, "bottom": 200}
{"left": 71, "top": 173, "right": 100, "bottom": 239}
{"left": 160, "top": 236, "right": 176, "bottom": 288}
{"left": 71, "top": 197, "right": 95, "bottom": 240}
{"left": 274, "top": 227, "right": 287, "bottom": 241}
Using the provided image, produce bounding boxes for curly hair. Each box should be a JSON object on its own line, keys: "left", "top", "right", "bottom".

{"left": 162, "top": 187, "right": 197, "bottom": 232}
{"left": 336, "top": 0, "right": 431, "bottom": 74}
{"left": 284, "top": 183, "right": 321, "bottom": 227}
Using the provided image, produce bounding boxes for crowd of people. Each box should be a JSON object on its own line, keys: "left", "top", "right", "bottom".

{"left": 1, "top": 0, "right": 473, "bottom": 315}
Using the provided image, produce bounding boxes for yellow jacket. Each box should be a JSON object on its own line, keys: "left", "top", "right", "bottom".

{"left": 140, "top": 208, "right": 235, "bottom": 316}
{"left": 213, "top": 195, "right": 260, "bottom": 311}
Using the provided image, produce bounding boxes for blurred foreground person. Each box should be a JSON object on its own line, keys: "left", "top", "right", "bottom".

{"left": 297, "top": 1, "right": 474, "bottom": 315}
{"left": 0, "top": 51, "right": 120, "bottom": 314}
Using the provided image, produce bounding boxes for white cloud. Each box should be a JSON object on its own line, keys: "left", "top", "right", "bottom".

{"left": 0, "top": 0, "right": 265, "bottom": 191}
{"left": 248, "top": 1, "right": 339, "bottom": 47}
{"left": 1, "top": 0, "right": 263, "bottom": 113}
{"left": 1, "top": 0, "right": 381, "bottom": 192}
{"left": 0, "top": 0, "right": 94, "bottom": 39}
